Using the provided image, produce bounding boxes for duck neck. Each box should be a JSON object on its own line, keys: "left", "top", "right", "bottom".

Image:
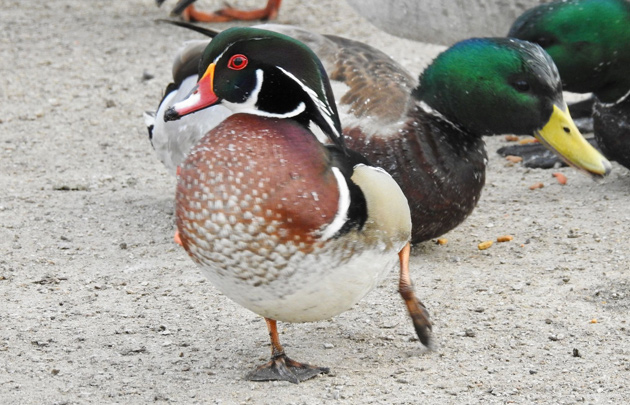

{"left": 595, "top": 82, "right": 630, "bottom": 106}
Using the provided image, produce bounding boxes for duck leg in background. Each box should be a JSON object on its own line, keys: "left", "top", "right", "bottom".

{"left": 246, "top": 318, "right": 329, "bottom": 384}
{"left": 166, "top": 0, "right": 282, "bottom": 22}
{"left": 398, "top": 243, "right": 432, "bottom": 346}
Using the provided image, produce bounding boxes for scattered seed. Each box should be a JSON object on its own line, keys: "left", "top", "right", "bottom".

{"left": 497, "top": 235, "right": 513, "bottom": 243}
{"left": 552, "top": 172, "right": 567, "bottom": 185}
{"left": 478, "top": 241, "right": 493, "bottom": 250}
{"left": 505, "top": 155, "right": 523, "bottom": 164}
{"left": 529, "top": 182, "right": 544, "bottom": 190}
{"left": 436, "top": 238, "right": 448, "bottom": 245}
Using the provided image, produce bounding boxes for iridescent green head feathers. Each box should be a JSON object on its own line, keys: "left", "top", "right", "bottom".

{"left": 415, "top": 38, "right": 562, "bottom": 136}
{"left": 509, "top": 0, "right": 630, "bottom": 102}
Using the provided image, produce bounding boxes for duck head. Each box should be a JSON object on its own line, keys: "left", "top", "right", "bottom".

{"left": 414, "top": 37, "right": 612, "bottom": 178}
{"left": 508, "top": 0, "right": 630, "bottom": 104}
{"left": 164, "top": 26, "right": 345, "bottom": 150}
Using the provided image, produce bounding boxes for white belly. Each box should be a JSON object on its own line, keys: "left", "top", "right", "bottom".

{"left": 196, "top": 246, "right": 399, "bottom": 323}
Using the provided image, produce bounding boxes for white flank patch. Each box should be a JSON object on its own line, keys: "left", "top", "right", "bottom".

{"left": 318, "top": 167, "right": 350, "bottom": 241}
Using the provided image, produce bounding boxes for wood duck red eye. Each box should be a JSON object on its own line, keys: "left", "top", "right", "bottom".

{"left": 227, "top": 54, "right": 248, "bottom": 70}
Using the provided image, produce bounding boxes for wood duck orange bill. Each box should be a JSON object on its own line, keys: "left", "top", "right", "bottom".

{"left": 161, "top": 26, "right": 430, "bottom": 383}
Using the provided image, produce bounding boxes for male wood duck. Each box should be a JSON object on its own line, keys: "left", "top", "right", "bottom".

{"left": 156, "top": 0, "right": 281, "bottom": 22}
{"left": 167, "top": 26, "right": 431, "bottom": 383}
{"left": 503, "top": 0, "right": 630, "bottom": 170}
{"left": 147, "top": 23, "right": 611, "bottom": 244}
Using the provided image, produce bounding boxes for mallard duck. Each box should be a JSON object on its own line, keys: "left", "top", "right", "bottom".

{"left": 168, "top": 26, "right": 431, "bottom": 383}
{"left": 156, "top": 0, "right": 281, "bottom": 22}
{"left": 147, "top": 23, "right": 610, "bottom": 243}
{"left": 504, "top": 0, "right": 630, "bottom": 170}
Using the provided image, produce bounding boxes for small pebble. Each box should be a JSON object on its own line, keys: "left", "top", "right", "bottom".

{"left": 142, "top": 70, "right": 155, "bottom": 81}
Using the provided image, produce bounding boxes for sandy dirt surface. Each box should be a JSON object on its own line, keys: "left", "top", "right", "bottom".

{"left": 2, "top": 1, "right": 629, "bottom": 404}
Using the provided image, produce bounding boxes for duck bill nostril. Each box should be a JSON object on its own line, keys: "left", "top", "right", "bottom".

{"left": 534, "top": 104, "right": 611, "bottom": 177}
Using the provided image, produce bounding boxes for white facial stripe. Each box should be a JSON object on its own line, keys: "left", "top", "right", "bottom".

{"left": 221, "top": 69, "right": 264, "bottom": 112}
{"left": 277, "top": 66, "right": 341, "bottom": 140}
{"left": 318, "top": 167, "right": 351, "bottom": 241}
{"left": 221, "top": 68, "right": 308, "bottom": 119}
{"left": 256, "top": 102, "right": 307, "bottom": 118}
{"left": 212, "top": 41, "right": 237, "bottom": 65}
{"left": 308, "top": 121, "right": 330, "bottom": 144}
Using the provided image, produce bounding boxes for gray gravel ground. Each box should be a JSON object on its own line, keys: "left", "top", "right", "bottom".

{"left": 2, "top": 1, "right": 629, "bottom": 404}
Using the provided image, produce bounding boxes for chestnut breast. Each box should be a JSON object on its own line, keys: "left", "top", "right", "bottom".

{"left": 176, "top": 114, "right": 341, "bottom": 285}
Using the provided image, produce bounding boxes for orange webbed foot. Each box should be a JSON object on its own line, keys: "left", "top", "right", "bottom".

{"left": 181, "top": 0, "right": 282, "bottom": 22}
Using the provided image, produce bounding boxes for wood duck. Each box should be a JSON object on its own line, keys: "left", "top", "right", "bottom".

{"left": 167, "top": 26, "right": 431, "bottom": 383}
{"left": 147, "top": 23, "right": 611, "bottom": 244}
{"left": 156, "top": 0, "right": 281, "bottom": 22}
{"left": 503, "top": 0, "right": 630, "bottom": 170}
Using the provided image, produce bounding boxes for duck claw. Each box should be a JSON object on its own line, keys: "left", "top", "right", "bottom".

{"left": 407, "top": 297, "right": 432, "bottom": 347}
{"left": 246, "top": 354, "right": 329, "bottom": 384}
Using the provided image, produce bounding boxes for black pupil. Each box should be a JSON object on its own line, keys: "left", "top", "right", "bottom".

{"left": 536, "top": 36, "right": 555, "bottom": 48}
{"left": 233, "top": 57, "right": 243, "bottom": 67}
{"left": 514, "top": 80, "right": 530, "bottom": 92}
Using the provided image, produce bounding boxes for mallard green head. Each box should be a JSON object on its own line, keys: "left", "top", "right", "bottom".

{"left": 415, "top": 37, "right": 611, "bottom": 177}
{"left": 165, "top": 27, "right": 344, "bottom": 149}
{"left": 509, "top": 0, "right": 630, "bottom": 103}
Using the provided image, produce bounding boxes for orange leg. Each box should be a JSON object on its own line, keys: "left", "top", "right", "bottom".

{"left": 246, "top": 318, "right": 328, "bottom": 384}
{"left": 174, "top": 229, "right": 183, "bottom": 246}
{"left": 181, "top": 0, "right": 282, "bottom": 23}
{"left": 398, "top": 242, "right": 432, "bottom": 346}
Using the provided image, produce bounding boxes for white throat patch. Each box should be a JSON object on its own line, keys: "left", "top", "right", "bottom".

{"left": 222, "top": 68, "right": 307, "bottom": 118}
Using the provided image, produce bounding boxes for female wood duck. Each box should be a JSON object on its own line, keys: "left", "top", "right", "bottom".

{"left": 507, "top": 0, "right": 630, "bottom": 170}
{"left": 156, "top": 0, "right": 281, "bottom": 22}
{"left": 147, "top": 23, "right": 611, "bottom": 244}
{"left": 167, "top": 26, "right": 431, "bottom": 383}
